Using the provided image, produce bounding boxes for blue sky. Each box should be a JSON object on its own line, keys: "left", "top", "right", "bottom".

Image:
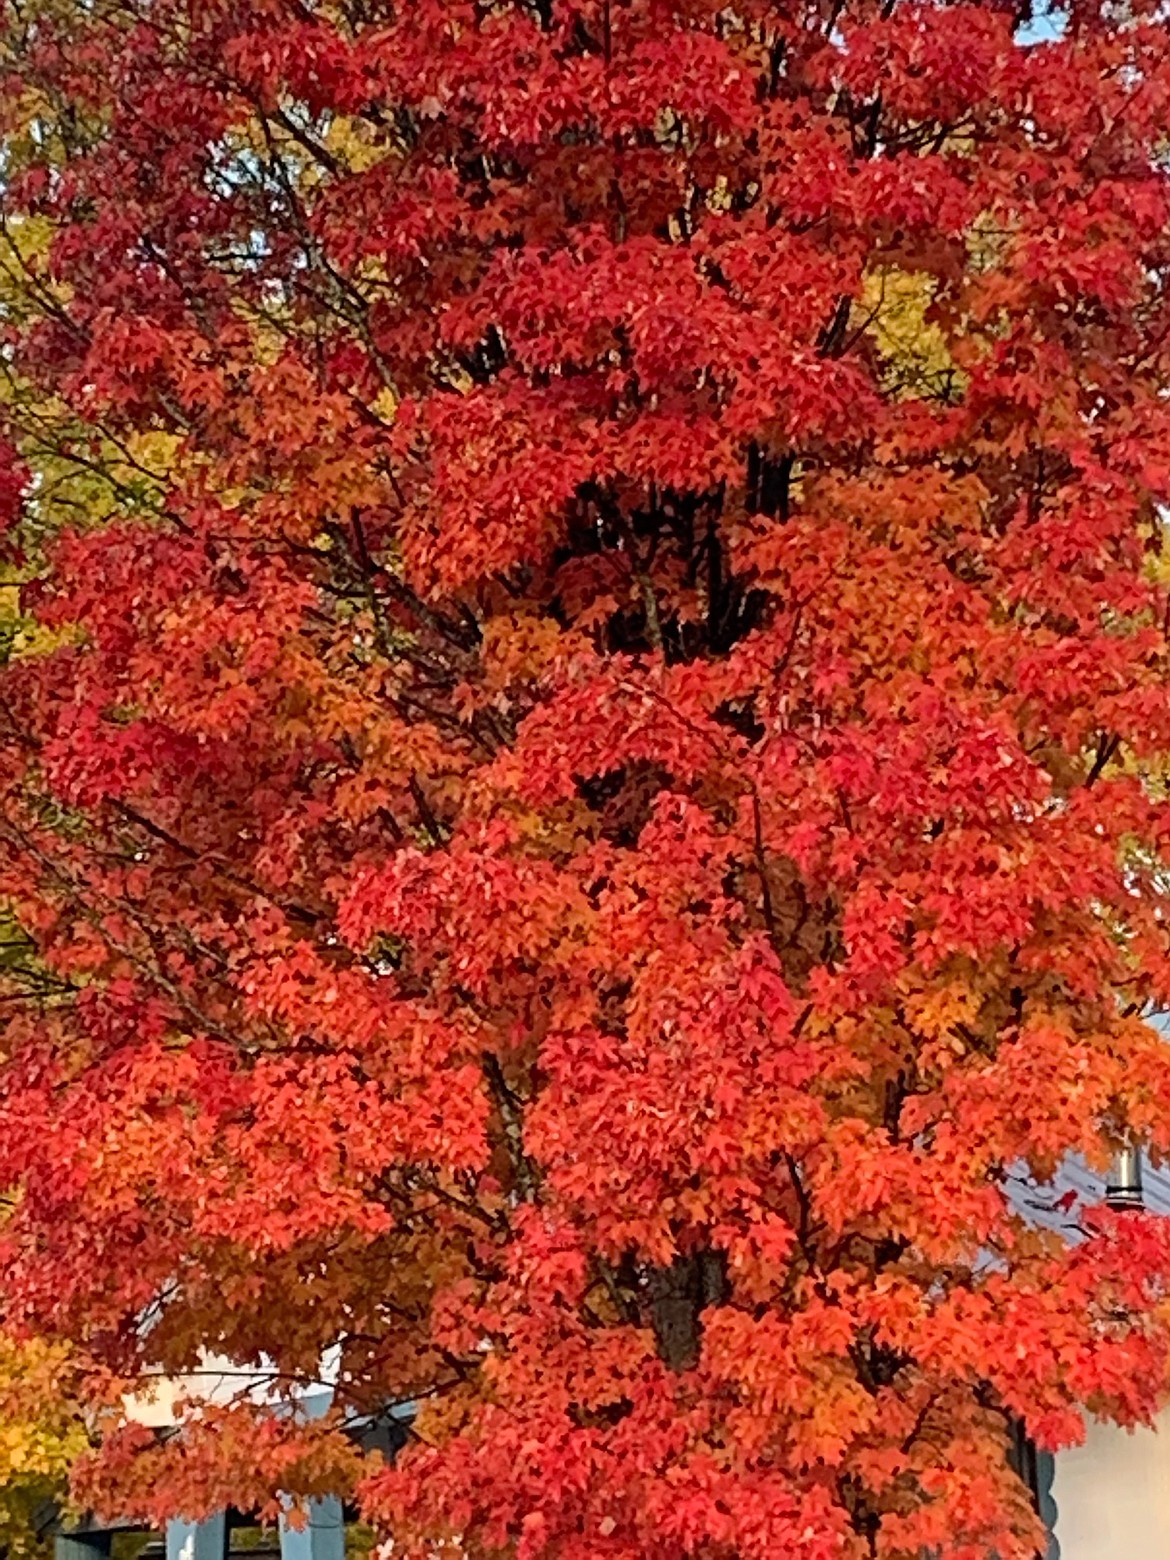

{"left": 1016, "top": 4, "right": 1068, "bottom": 44}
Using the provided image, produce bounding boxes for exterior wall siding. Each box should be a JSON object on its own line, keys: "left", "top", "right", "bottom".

{"left": 1051, "top": 1409, "right": 1170, "bottom": 1560}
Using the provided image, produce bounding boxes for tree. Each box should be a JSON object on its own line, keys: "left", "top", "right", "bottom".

{"left": 2, "top": 0, "right": 1170, "bottom": 1553}
{"left": 0, "top": 1332, "right": 87, "bottom": 1558}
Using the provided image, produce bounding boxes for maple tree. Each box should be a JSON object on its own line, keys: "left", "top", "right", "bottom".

{"left": 3, "top": 0, "right": 1170, "bottom": 1554}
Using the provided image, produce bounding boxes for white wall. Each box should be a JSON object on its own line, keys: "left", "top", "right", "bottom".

{"left": 122, "top": 1347, "right": 340, "bottom": 1426}
{"left": 122, "top": 1351, "right": 261, "bottom": 1427}
{"left": 1052, "top": 1409, "right": 1170, "bottom": 1558}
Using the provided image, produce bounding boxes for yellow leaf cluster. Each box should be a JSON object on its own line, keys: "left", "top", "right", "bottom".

{"left": 0, "top": 1333, "right": 88, "bottom": 1554}
{"left": 861, "top": 267, "right": 966, "bottom": 403}
{"left": 322, "top": 117, "right": 391, "bottom": 175}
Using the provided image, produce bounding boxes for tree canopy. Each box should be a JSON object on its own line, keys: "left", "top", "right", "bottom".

{"left": 3, "top": 0, "right": 1170, "bottom": 1555}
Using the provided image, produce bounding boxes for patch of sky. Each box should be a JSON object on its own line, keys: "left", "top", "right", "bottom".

{"left": 1016, "top": 3, "right": 1068, "bottom": 43}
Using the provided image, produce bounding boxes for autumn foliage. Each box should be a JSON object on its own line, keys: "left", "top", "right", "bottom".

{"left": 0, "top": 1332, "right": 87, "bottom": 1555}
{"left": 4, "top": 0, "right": 1170, "bottom": 1554}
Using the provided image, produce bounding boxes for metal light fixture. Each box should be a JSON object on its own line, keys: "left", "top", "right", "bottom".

{"left": 1105, "top": 1145, "right": 1145, "bottom": 1211}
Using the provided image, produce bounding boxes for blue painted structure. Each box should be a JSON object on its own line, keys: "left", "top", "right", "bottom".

{"left": 165, "top": 1515, "right": 227, "bottom": 1560}
{"left": 277, "top": 1502, "right": 344, "bottom": 1560}
{"left": 54, "top": 1534, "right": 112, "bottom": 1560}
{"left": 277, "top": 1389, "right": 344, "bottom": 1560}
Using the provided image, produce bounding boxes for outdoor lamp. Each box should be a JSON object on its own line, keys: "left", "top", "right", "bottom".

{"left": 1105, "top": 1145, "right": 1145, "bottom": 1211}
